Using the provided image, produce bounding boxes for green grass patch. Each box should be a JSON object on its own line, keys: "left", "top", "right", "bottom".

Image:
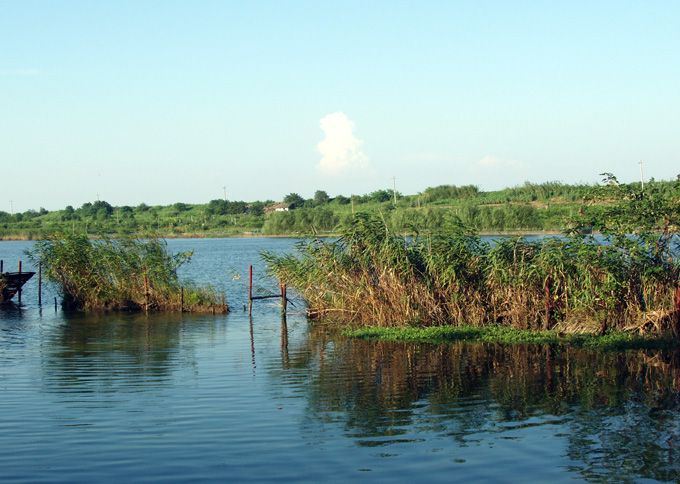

{"left": 343, "top": 324, "right": 680, "bottom": 351}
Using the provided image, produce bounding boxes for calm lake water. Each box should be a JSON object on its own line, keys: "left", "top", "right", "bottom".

{"left": 2, "top": 237, "right": 680, "bottom": 483}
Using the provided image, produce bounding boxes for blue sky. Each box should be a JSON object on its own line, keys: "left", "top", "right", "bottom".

{"left": 3, "top": 1, "right": 679, "bottom": 212}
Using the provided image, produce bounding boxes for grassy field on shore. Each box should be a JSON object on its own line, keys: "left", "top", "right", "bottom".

{"left": 0, "top": 180, "right": 628, "bottom": 240}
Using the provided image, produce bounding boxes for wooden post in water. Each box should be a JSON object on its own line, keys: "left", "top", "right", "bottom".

{"left": 54, "top": 297, "right": 57, "bottom": 311}
{"left": 279, "top": 277, "right": 287, "bottom": 315}
{"left": 281, "top": 314, "right": 289, "bottom": 363}
{"left": 248, "top": 265, "right": 253, "bottom": 316}
{"left": 38, "top": 262, "right": 42, "bottom": 306}
{"left": 18, "top": 261, "right": 22, "bottom": 305}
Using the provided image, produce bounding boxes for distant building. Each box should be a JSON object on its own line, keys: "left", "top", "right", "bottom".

{"left": 264, "top": 202, "right": 290, "bottom": 214}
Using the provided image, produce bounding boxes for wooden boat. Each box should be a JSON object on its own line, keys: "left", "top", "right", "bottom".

{"left": 0, "top": 271, "right": 35, "bottom": 303}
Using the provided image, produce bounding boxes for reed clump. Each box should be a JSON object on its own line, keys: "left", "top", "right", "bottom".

{"left": 263, "top": 213, "right": 680, "bottom": 335}
{"left": 28, "top": 234, "right": 228, "bottom": 312}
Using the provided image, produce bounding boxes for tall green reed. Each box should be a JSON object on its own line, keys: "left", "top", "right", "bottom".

{"left": 264, "top": 213, "right": 679, "bottom": 335}
{"left": 28, "top": 233, "right": 228, "bottom": 312}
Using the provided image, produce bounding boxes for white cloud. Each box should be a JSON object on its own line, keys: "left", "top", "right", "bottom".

{"left": 317, "top": 112, "right": 370, "bottom": 175}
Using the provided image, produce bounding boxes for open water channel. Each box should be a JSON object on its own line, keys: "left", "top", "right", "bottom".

{"left": 1, "top": 237, "right": 679, "bottom": 483}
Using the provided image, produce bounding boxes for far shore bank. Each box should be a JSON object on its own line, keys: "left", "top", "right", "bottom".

{"left": 0, "top": 229, "right": 565, "bottom": 242}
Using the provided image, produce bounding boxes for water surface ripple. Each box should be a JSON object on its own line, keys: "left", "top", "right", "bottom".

{"left": 1, "top": 238, "right": 679, "bottom": 483}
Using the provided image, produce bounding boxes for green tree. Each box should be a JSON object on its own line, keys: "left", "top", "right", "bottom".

{"left": 568, "top": 173, "right": 680, "bottom": 258}
{"left": 63, "top": 206, "right": 75, "bottom": 220}
{"left": 206, "top": 199, "right": 247, "bottom": 215}
{"left": 249, "top": 202, "right": 265, "bottom": 216}
{"left": 369, "top": 189, "right": 392, "bottom": 203}
{"left": 334, "top": 194, "right": 351, "bottom": 205}
{"left": 313, "top": 190, "right": 330, "bottom": 206}
{"left": 173, "top": 202, "right": 188, "bottom": 213}
{"left": 119, "top": 206, "right": 134, "bottom": 219}
{"left": 23, "top": 209, "right": 39, "bottom": 219}
{"left": 284, "top": 193, "right": 305, "bottom": 209}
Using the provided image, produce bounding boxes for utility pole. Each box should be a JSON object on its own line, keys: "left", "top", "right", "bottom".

{"left": 639, "top": 160, "right": 645, "bottom": 191}
{"left": 392, "top": 176, "right": 397, "bottom": 205}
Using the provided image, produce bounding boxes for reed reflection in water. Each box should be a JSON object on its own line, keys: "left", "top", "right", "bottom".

{"left": 2, "top": 307, "right": 679, "bottom": 482}
{"left": 292, "top": 330, "right": 680, "bottom": 483}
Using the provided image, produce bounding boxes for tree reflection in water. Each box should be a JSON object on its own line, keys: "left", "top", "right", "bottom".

{"left": 294, "top": 331, "right": 680, "bottom": 482}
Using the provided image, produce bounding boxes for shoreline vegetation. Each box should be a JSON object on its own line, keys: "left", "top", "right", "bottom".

{"left": 264, "top": 174, "right": 680, "bottom": 339}
{"left": 3, "top": 179, "right": 677, "bottom": 241}
{"left": 27, "top": 234, "right": 228, "bottom": 313}
{"left": 6, "top": 175, "right": 680, "bottom": 338}
{"left": 0, "top": 229, "right": 567, "bottom": 242}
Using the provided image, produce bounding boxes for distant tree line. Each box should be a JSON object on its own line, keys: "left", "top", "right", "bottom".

{"left": 2, "top": 177, "right": 677, "bottom": 239}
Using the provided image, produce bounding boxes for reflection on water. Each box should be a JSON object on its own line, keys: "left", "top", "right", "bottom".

{"left": 3, "top": 304, "right": 680, "bottom": 483}
{"left": 287, "top": 329, "right": 680, "bottom": 483}
{"left": 41, "top": 312, "right": 215, "bottom": 392}
{"left": 2, "top": 237, "right": 680, "bottom": 483}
